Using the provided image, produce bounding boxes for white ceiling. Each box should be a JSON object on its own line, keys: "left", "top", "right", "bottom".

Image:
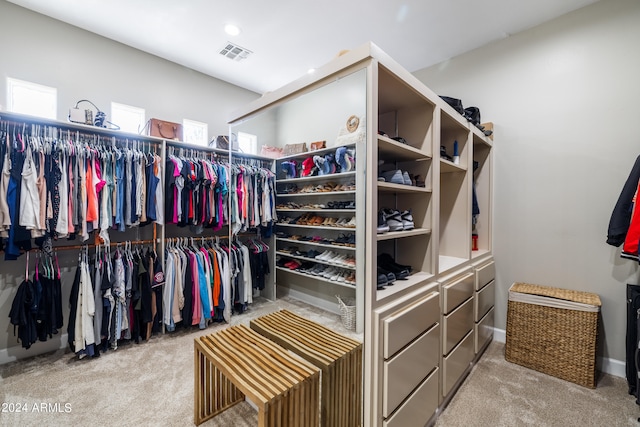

{"left": 8, "top": 0, "right": 599, "bottom": 94}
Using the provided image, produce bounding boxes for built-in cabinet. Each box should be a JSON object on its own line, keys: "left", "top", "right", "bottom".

{"left": 228, "top": 42, "right": 494, "bottom": 427}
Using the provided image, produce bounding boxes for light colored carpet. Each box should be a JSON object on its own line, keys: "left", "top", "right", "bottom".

{"left": 436, "top": 341, "right": 640, "bottom": 427}
{"left": 1, "top": 296, "right": 638, "bottom": 427}
{"left": 0, "top": 296, "right": 360, "bottom": 427}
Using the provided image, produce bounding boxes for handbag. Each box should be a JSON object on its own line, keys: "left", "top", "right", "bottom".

{"left": 146, "top": 118, "right": 183, "bottom": 141}
{"left": 283, "top": 142, "right": 308, "bottom": 156}
{"left": 310, "top": 140, "right": 326, "bottom": 151}
{"left": 260, "top": 145, "right": 284, "bottom": 159}
{"left": 210, "top": 135, "right": 229, "bottom": 150}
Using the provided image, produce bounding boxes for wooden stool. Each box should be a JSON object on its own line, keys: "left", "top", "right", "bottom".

{"left": 250, "top": 310, "right": 362, "bottom": 427}
{"left": 194, "top": 324, "right": 320, "bottom": 426}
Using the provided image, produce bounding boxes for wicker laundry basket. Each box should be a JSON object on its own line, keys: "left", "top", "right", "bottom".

{"left": 336, "top": 295, "right": 356, "bottom": 331}
{"left": 505, "top": 282, "right": 601, "bottom": 388}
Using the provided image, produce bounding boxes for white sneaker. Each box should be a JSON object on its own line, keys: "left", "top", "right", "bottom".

{"left": 383, "top": 209, "right": 404, "bottom": 232}
{"left": 401, "top": 210, "right": 414, "bottom": 230}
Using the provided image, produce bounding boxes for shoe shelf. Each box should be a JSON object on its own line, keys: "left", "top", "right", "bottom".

{"left": 276, "top": 142, "right": 356, "bottom": 162}
{"left": 276, "top": 190, "right": 357, "bottom": 197}
{"left": 439, "top": 255, "right": 468, "bottom": 273}
{"left": 377, "top": 182, "right": 431, "bottom": 194}
{"left": 275, "top": 251, "right": 356, "bottom": 270}
{"left": 377, "top": 228, "right": 431, "bottom": 241}
{"left": 275, "top": 266, "right": 356, "bottom": 289}
{"left": 440, "top": 159, "right": 467, "bottom": 173}
{"left": 277, "top": 208, "right": 357, "bottom": 214}
{"left": 375, "top": 271, "right": 435, "bottom": 302}
{"left": 278, "top": 171, "right": 356, "bottom": 185}
{"left": 378, "top": 135, "right": 431, "bottom": 161}
{"left": 276, "top": 237, "right": 356, "bottom": 251}
{"left": 277, "top": 223, "right": 356, "bottom": 231}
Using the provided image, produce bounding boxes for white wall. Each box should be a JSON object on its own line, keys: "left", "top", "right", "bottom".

{"left": 0, "top": 1, "right": 259, "bottom": 136}
{"left": 414, "top": 0, "right": 640, "bottom": 364}
{"left": 0, "top": 1, "right": 259, "bottom": 363}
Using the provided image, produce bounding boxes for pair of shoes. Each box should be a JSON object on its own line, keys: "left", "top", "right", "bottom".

{"left": 379, "top": 169, "right": 412, "bottom": 186}
{"left": 315, "top": 250, "right": 338, "bottom": 261}
{"left": 336, "top": 146, "right": 356, "bottom": 172}
{"left": 301, "top": 157, "right": 317, "bottom": 177}
{"left": 378, "top": 209, "right": 402, "bottom": 232}
{"left": 281, "top": 161, "right": 298, "bottom": 179}
{"left": 333, "top": 233, "right": 356, "bottom": 247}
{"left": 342, "top": 217, "right": 356, "bottom": 228}
{"left": 284, "top": 259, "right": 301, "bottom": 270}
{"left": 326, "top": 200, "right": 355, "bottom": 209}
{"left": 379, "top": 209, "right": 414, "bottom": 232}
{"left": 378, "top": 253, "right": 413, "bottom": 279}
{"left": 378, "top": 267, "right": 396, "bottom": 285}
{"left": 314, "top": 153, "right": 337, "bottom": 175}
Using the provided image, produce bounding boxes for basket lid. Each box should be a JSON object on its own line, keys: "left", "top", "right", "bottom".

{"left": 509, "top": 282, "right": 601, "bottom": 307}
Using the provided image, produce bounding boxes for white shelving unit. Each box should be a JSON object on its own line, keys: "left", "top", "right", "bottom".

{"left": 228, "top": 42, "right": 494, "bottom": 427}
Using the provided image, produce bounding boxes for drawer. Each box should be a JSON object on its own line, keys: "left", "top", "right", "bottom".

{"left": 475, "top": 260, "right": 495, "bottom": 291}
{"left": 443, "top": 296, "right": 474, "bottom": 355}
{"left": 383, "top": 367, "right": 439, "bottom": 427}
{"left": 474, "top": 280, "right": 495, "bottom": 322}
{"left": 442, "top": 272, "right": 474, "bottom": 314}
{"left": 383, "top": 323, "right": 440, "bottom": 418}
{"left": 475, "top": 307, "right": 494, "bottom": 354}
{"left": 442, "top": 330, "right": 474, "bottom": 397}
{"left": 383, "top": 291, "right": 439, "bottom": 359}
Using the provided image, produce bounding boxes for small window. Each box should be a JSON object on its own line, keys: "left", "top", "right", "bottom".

{"left": 237, "top": 131, "right": 258, "bottom": 154}
{"left": 183, "top": 119, "right": 208, "bottom": 146}
{"left": 7, "top": 77, "right": 57, "bottom": 119}
{"left": 111, "top": 102, "right": 145, "bottom": 134}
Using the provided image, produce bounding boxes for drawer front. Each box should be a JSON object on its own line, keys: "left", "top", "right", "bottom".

{"left": 442, "top": 331, "right": 474, "bottom": 397}
{"left": 383, "top": 367, "right": 439, "bottom": 427}
{"left": 475, "top": 260, "right": 495, "bottom": 291}
{"left": 474, "top": 280, "right": 495, "bottom": 322}
{"left": 443, "top": 297, "right": 474, "bottom": 355}
{"left": 383, "top": 324, "right": 440, "bottom": 417}
{"left": 443, "top": 272, "right": 474, "bottom": 314}
{"left": 383, "top": 291, "right": 439, "bottom": 359}
{"left": 475, "top": 307, "right": 494, "bottom": 354}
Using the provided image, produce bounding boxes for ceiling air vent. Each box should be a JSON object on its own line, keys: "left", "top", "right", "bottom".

{"left": 219, "top": 42, "right": 252, "bottom": 61}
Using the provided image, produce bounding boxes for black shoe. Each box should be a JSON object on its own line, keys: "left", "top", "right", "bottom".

{"left": 377, "top": 273, "right": 388, "bottom": 290}
{"left": 378, "top": 253, "right": 413, "bottom": 278}
{"left": 378, "top": 267, "right": 396, "bottom": 285}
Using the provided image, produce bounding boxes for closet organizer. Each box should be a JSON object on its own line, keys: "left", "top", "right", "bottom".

{"left": 2, "top": 111, "right": 276, "bottom": 362}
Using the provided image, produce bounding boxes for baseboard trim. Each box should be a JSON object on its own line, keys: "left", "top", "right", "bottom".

{"left": 1, "top": 334, "right": 69, "bottom": 365}
{"left": 492, "top": 327, "right": 625, "bottom": 379}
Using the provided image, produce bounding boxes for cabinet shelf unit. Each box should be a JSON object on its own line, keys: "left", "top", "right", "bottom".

{"left": 228, "top": 42, "right": 494, "bottom": 427}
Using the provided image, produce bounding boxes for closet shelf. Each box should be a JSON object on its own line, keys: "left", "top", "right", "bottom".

{"left": 377, "top": 228, "right": 432, "bottom": 241}
{"left": 277, "top": 223, "right": 356, "bottom": 232}
{"left": 276, "top": 142, "right": 356, "bottom": 161}
{"left": 471, "top": 249, "right": 491, "bottom": 259}
{"left": 377, "top": 182, "right": 432, "bottom": 194}
{"left": 277, "top": 209, "right": 356, "bottom": 214}
{"left": 376, "top": 271, "right": 435, "bottom": 302}
{"left": 277, "top": 190, "right": 356, "bottom": 197}
{"left": 378, "top": 135, "right": 431, "bottom": 161}
{"left": 276, "top": 237, "right": 356, "bottom": 251}
{"left": 440, "top": 159, "right": 467, "bottom": 173}
{"left": 439, "top": 255, "right": 469, "bottom": 273}
{"left": 275, "top": 266, "right": 356, "bottom": 289}
{"left": 275, "top": 251, "right": 356, "bottom": 270}
{"left": 278, "top": 171, "right": 356, "bottom": 184}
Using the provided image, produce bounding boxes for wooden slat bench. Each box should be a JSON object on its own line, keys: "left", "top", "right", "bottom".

{"left": 250, "top": 310, "right": 363, "bottom": 427}
{"left": 194, "top": 324, "right": 320, "bottom": 426}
